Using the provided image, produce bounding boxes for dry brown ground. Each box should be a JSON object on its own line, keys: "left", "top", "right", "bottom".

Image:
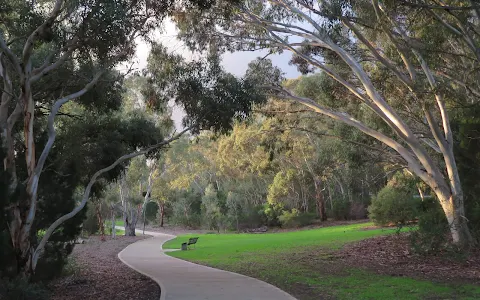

{"left": 49, "top": 235, "right": 160, "bottom": 300}
{"left": 338, "top": 233, "right": 480, "bottom": 284}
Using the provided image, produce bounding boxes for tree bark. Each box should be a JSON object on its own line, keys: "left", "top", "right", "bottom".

{"left": 314, "top": 178, "right": 327, "bottom": 221}
{"left": 436, "top": 190, "right": 473, "bottom": 247}
{"left": 159, "top": 202, "right": 165, "bottom": 227}
{"left": 125, "top": 220, "right": 136, "bottom": 236}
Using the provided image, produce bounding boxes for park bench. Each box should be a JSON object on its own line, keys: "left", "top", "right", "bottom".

{"left": 181, "top": 237, "right": 199, "bottom": 250}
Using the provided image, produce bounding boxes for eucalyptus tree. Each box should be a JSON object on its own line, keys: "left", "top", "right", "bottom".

{"left": 174, "top": 0, "right": 480, "bottom": 246}
{"left": 0, "top": 0, "right": 231, "bottom": 276}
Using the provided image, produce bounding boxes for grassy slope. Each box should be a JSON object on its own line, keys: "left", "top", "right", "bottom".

{"left": 163, "top": 223, "right": 480, "bottom": 300}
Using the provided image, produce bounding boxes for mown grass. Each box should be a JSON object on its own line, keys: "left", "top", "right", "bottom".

{"left": 104, "top": 219, "right": 124, "bottom": 228}
{"left": 104, "top": 219, "right": 125, "bottom": 235}
{"left": 163, "top": 223, "right": 480, "bottom": 299}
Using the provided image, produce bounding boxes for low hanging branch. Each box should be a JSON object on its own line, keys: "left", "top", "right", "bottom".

{"left": 31, "top": 125, "right": 192, "bottom": 270}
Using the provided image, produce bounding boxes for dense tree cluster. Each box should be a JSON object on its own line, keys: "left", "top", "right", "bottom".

{"left": 2, "top": 1, "right": 480, "bottom": 295}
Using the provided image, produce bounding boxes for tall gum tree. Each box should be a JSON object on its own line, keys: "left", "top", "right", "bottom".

{"left": 0, "top": 0, "right": 216, "bottom": 276}
{"left": 173, "top": 0, "right": 480, "bottom": 246}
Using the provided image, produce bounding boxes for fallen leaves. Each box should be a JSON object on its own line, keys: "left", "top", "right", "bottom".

{"left": 49, "top": 235, "right": 160, "bottom": 300}
{"left": 339, "top": 233, "right": 480, "bottom": 284}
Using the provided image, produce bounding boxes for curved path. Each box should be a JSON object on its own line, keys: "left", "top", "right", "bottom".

{"left": 118, "top": 229, "right": 297, "bottom": 300}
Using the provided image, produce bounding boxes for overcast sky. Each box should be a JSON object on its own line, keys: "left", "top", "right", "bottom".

{"left": 129, "top": 21, "right": 300, "bottom": 129}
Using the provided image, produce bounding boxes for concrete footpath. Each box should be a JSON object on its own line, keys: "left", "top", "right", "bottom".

{"left": 117, "top": 228, "right": 297, "bottom": 300}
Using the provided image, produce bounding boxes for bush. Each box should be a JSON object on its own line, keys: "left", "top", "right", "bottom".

{"left": 145, "top": 201, "right": 158, "bottom": 222}
{"left": 368, "top": 186, "right": 420, "bottom": 227}
{"left": 466, "top": 201, "right": 480, "bottom": 242}
{"left": 297, "top": 212, "right": 317, "bottom": 226}
{"left": 82, "top": 203, "right": 99, "bottom": 235}
{"left": 260, "top": 203, "right": 283, "bottom": 227}
{"left": 279, "top": 209, "right": 316, "bottom": 228}
{"left": 32, "top": 241, "right": 75, "bottom": 282}
{"left": 279, "top": 209, "right": 300, "bottom": 227}
{"left": 349, "top": 202, "right": 367, "bottom": 219}
{"left": 330, "top": 198, "right": 351, "bottom": 220}
{"left": 171, "top": 213, "right": 202, "bottom": 229}
{"left": 0, "top": 277, "right": 49, "bottom": 300}
{"left": 410, "top": 198, "right": 449, "bottom": 255}
{"left": 238, "top": 205, "right": 265, "bottom": 229}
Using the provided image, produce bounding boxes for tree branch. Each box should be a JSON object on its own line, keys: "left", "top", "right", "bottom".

{"left": 22, "top": 72, "right": 105, "bottom": 239}
{"left": 22, "top": 0, "right": 64, "bottom": 67}
{"left": 32, "top": 126, "right": 192, "bottom": 270}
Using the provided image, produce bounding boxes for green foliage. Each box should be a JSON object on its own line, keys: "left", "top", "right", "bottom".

{"left": 330, "top": 198, "right": 351, "bottom": 221}
{"left": 278, "top": 208, "right": 300, "bottom": 228}
{"left": 410, "top": 199, "right": 449, "bottom": 255}
{"left": 82, "top": 203, "right": 100, "bottom": 235}
{"left": 279, "top": 209, "right": 316, "bottom": 228}
{"left": 32, "top": 240, "right": 75, "bottom": 282}
{"left": 170, "top": 191, "right": 203, "bottom": 228}
{"left": 260, "top": 203, "right": 284, "bottom": 227}
{"left": 368, "top": 186, "right": 420, "bottom": 227}
{"left": 267, "top": 170, "right": 295, "bottom": 206}
{"left": 0, "top": 277, "right": 49, "bottom": 300}
{"left": 146, "top": 44, "right": 266, "bottom": 134}
{"left": 453, "top": 105, "right": 480, "bottom": 242}
{"left": 201, "top": 184, "right": 228, "bottom": 231}
{"left": 145, "top": 201, "right": 159, "bottom": 222}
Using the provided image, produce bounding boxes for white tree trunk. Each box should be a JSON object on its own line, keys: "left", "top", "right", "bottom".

{"left": 435, "top": 188, "right": 473, "bottom": 246}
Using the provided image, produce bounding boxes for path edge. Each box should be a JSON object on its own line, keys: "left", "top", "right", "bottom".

{"left": 117, "top": 234, "right": 177, "bottom": 300}
{"left": 119, "top": 232, "right": 297, "bottom": 300}
{"left": 161, "top": 238, "right": 298, "bottom": 300}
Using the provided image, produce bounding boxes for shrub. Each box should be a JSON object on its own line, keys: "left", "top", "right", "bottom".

{"left": 279, "top": 209, "right": 316, "bottom": 228}
{"left": 279, "top": 209, "right": 300, "bottom": 227}
{"left": 260, "top": 203, "right": 284, "bottom": 227}
{"left": 349, "top": 202, "right": 367, "bottom": 220}
{"left": 368, "top": 186, "right": 420, "bottom": 227}
{"left": 171, "top": 213, "right": 202, "bottom": 229}
{"left": 466, "top": 201, "right": 480, "bottom": 242}
{"left": 0, "top": 277, "right": 49, "bottom": 300}
{"left": 410, "top": 198, "right": 449, "bottom": 255}
{"left": 330, "top": 198, "right": 351, "bottom": 220}
{"left": 82, "top": 203, "right": 99, "bottom": 235}
{"left": 145, "top": 201, "right": 158, "bottom": 222}
{"left": 238, "top": 205, "right": 265, "bottom": 229}
{"left": 32, "top": 241, "right": 75, "bottom": 282}
{"left": 295, "top": 212, "right": 317, "bottom": 227}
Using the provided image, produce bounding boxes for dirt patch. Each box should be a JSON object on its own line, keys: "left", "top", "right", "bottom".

{"left": 338, "top": 234, "right": 480, "bottom": 284}
{"left": 49, "top": 235, "right": 160, "bottom": 300}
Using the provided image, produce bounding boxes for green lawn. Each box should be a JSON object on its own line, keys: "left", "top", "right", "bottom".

{"left": 163, "top": 223, "right": 480, "bottom": 300}
{"left": 104, "top": 219, "right": 124, "bottom": 228}
{"left": 103, "top": 219, "right": 125, "bottom": 235}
